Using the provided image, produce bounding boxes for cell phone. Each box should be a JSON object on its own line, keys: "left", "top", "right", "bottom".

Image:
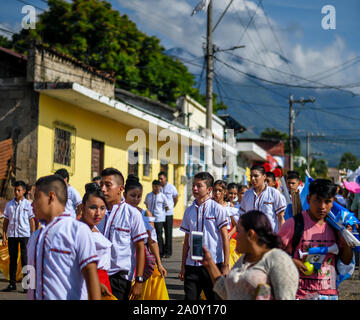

{"left": 191, "top": 231, "right": 204, "bottom": 261}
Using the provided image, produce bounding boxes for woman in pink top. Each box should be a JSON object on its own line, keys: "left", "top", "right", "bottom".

{"left": 278, "top": 179, "right": 353, "bottom": 300}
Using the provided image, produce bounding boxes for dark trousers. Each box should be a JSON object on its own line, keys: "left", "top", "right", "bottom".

{"left": 154, "top": 222, "right": 164, "bottom": 256}
{"left": 164, "top": 215, "right": 173, "bottom": 257}
{"left": 109, "top": 272, "right": 132, "bottom": 300}
{"left": 8, "top": 237, "right": 28, "bottom": 286}
{"left": 184, "top": 263, "right": 223, "bottom": 300}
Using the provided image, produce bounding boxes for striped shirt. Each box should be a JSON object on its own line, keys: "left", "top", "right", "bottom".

{"left": 27, "top": 214, "right": 99, "bottom": 300}
{"left": 180, "top": 198, "right": 228, "bottom": 266}
{"left": 101, "top": 201, "right": 148, "bottom": 280}
{"left": 239, "top": 186, "right": 287, "bottom": 232}
{"left": 3, "top": 198, "right": 34, "bottom": 238}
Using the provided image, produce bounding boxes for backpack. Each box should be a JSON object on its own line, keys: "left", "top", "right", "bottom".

{"left": 291, "top": 211, "right": 339, "bottom": 271}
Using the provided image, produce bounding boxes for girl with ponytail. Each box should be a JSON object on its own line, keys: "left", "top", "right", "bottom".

{"left": 124, "top": 175, "right": 167, "bottom": 279}
{"left": 202, "top": 210, "right": 299, "bottom": 300}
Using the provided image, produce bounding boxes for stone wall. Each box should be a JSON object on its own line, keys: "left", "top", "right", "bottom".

{"left": 27, "top": 43, "right": 115, "bottom": 98}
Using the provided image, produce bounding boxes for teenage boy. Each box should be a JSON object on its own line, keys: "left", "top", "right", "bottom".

{"left": 265, "top": 171, "right": 277, "bottom": 188}
{"left": 278, "top": 179, "right": 353, "bottom": 300}
{"left": 286, "top": 170, "right": 302, "bottom": 195}
{"left": 240, "top": 165, "right": 287, "bottom": 232}
{"left": 158, "top": 171, "right": 178, "bottom": 258}
{"left": 179, "top": 172, "right": 229, "bottom": 300}
{"left": 100, "top": 168, "right": 147, "bottom": 300}
{"left": 55, "top": 168, "right": 82, "bottom": 218}
{"left": 145, "top": 180, "right": 169, "bottom": 257}
{"left": 2, "top": 181, "right": 36, "bottom": 292}
{"left": 27, "top": 175, "right": 101, "bottom": 300}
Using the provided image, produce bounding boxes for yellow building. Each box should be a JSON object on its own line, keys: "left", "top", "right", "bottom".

{"left": 35, "top": 82, "right": 191, "bottom": 220}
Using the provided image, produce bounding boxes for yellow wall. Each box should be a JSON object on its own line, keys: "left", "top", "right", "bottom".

{"left": 37, "top": 94, "right": 185, "bottom": 219}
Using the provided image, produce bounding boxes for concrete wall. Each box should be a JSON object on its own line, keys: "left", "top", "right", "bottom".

{"left": 0, "top": 77, "right": 39, "bottom": 198}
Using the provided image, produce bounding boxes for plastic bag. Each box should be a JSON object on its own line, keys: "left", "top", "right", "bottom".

{"left": 137, "top": 266, "right": 169, "bottom": 300}
{"left": 0, "top": 244, "right": 23, "bottom": 281}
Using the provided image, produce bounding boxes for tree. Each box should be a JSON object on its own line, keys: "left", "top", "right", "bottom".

{"left": 260, "top": 128, "right": 301, "bottom": 156}
{"left": 10, "top": 0, "right": 227, "bottom": 112}
{"left": 338, "top": 152, "right": 360, "bottom": 171}
{"left": 0, "top": 35, "right": 11, "bottom": 48}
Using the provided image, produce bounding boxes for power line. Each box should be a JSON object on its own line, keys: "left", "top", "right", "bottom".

{"left": 16, "top": 0, "right": 46, "bottom": 11}
{"left": 212, "top": 0, "right": 234, "bottom": 33}
{"left": 259, "top": 1, "right": 297, "bottom": 78}
{"left": 214, "top": 56, "right": 359, "bottom": 95}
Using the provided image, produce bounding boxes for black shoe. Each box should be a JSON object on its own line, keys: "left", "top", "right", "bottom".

{"left": 23, "top": 289, "right": 28, "bottom": 294}
{"left": 2, "top": 284, "right": 16, "bottom": 292}
{"left": 163, "top": 255, "right": 169, "bottom": 259}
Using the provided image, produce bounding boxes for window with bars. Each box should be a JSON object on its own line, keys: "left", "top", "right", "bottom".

{"left": 143, "top": 149, "right": 151, "bottom": 177}
{"left": 53, "top": 127, "right": 71, "bottom": 166}
{"left": 128, "top": 150, "right": 139, "bottom": 176}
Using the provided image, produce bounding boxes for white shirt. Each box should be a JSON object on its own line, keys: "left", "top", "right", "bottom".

{"left": 160, "top": 183, "right": 178, "bottom": 216}
{"left": 101, "top": 201, "right": 148, "bottom": 280}
{"left": 92, "top": 229, "right": 112, "bottom": 271}
{"left": 65, "top": 185, "right": 82, "bottom": 218}
{"left": 144, "top": 192, "right": 169, "bottom": 223}
{"left": 27, "top": 214, "right": 99, "bottom": 300}
{"left": 239, "top": 186, "right": 287, "bottom": 233}
{"left": 3, "top": 198, "right": 34, "bottom": 238}
{"left": 227, "top": 203, "right": 240, "bottom": 226}
{"left": 180, "top": 198, "right": 228, "bottom": 266}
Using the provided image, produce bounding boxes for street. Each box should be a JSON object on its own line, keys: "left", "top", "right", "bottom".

{"left": 0, "top": 235, "right": 358, "bottom": 300}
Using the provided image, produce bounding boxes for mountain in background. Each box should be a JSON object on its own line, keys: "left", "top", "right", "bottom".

{"left": 165, "top": 47, "right": 360, "bottom": 168}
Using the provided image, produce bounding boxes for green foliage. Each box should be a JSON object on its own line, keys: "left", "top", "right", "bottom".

{"left": 260, "top": 128, "right": 301, "bottom": 156}
{"left": 9, "top": 0, "right": 227, "bottom": 111}
{"left": 338, "top": 152, "right": 360, "bottom": 171}
{"left": 0, "top": 35, "right": 11, "bottom": 48}
{"left": 294, "top": 157, "right": 329, "bottom": 181}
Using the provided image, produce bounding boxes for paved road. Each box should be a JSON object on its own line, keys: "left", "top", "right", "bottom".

{"left": 0, "top": 234, "right": 358, "bottom": 300}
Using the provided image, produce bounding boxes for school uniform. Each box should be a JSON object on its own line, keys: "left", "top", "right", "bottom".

{"left": 65, "top": 185, "right": 82, "bottom": 218}
{"left": 92, "top": 229, "right": 112, "bottom": 294}
{"left": 160, "top": 183, "right": 178, "bottom": 257}
{"left": 101, "top": 200, "right": 148, "bottom": 300}
{"left": 3, "top": 198, "right": 35, "bottom": 287}
{"left": 26, "top": 214, "right": 99, "bottom": 300}
{"left": 180, "top": 198, "right": 228, "bottom": 300}
{"left": 239, "top": 186, "right": 287, "bottom": 233}
{"left": 144, "top": 192, "right": 169, "bottom": 256}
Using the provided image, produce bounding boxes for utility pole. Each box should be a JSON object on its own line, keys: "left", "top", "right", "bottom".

{"left": 205, "top": 0, "right": 213, "bottom": 131}
{"left": 288, "top": 94, "right": 315, "bottom": 170}
{"left": 307, "top": 132, "right": 310, "bottom": 172}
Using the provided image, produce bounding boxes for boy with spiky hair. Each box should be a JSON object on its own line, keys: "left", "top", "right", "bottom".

{"left": 179, "top": 172, "right": 229, "bottom": 300}
{"left": 27, "top": 175, "right": 101, "bottom": 300}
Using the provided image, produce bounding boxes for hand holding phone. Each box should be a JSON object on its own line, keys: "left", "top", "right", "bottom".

{"left": 191, "top": 231, "right": 204, "bottom": 261}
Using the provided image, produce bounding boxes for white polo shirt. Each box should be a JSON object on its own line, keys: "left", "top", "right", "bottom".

{"left": 239, "top": 186, "right": 287, "bottom": 232}
{"left": 92, "top": 229, "right": 112, "bottom": 271}
{"left": 102, "top": 201, "right": 148, "bottom": 280}
{"left": 27, "top": 214, "right": 99, "bottom": 300}
{"left": 144, "top": 192, "right": 169, "bottom": 223}
{"left": 160, "top": 183, "right": 178, "bottom": 216}
{"left": 180, "top": 198, "right": 228, "bottom": 267}
{"left": 65, "top": 185, "right": 82, "bottom": 218}
{"left": 3, "top": 198, "right": 35, "bottom": 238}
{"left": 227, "top": 203, "right": 240, "bottom": 225}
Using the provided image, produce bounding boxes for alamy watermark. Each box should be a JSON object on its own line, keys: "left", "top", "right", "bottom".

{"left": 321, "top": 5, "right": 336, "bottom": 30}
{"left": 21, "top": 5, "right": 36, "bottom": 30}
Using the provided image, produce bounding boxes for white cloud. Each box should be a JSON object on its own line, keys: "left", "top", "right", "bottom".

{"left": 117, "top": 0, "right": 360, "bottom": 94}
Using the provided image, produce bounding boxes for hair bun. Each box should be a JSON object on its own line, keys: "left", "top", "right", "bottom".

{"left": 126, "top": 174, "right": 139, "bottom": 185}
{"left": 85, "top": 182, "right": 101, "bottom": 193}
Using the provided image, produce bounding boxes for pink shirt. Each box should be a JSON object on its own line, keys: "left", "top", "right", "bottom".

{"left": 278, "top": 211, "right": 339, "bottom": 299}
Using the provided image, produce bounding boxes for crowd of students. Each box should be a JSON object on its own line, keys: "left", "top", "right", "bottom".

{"left": 0, "top": 164, "right": 355, "bottom": 300}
